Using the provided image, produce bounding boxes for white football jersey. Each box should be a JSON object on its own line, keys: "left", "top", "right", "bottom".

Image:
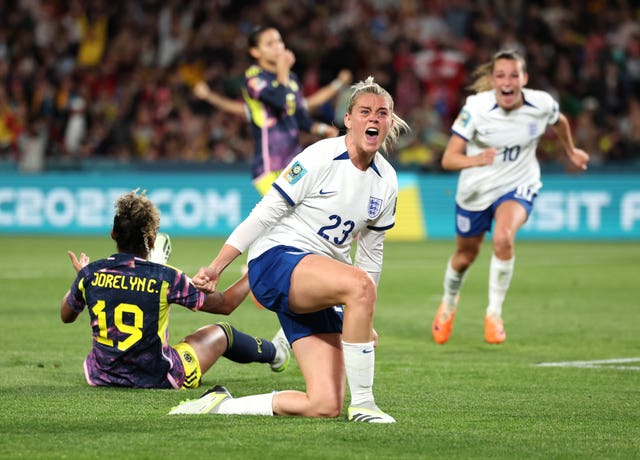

{"left": 247, "top": 136, "right": 398, "bottom": 271}
{"left": 451, "top": 88, "right": 560, "bottom": 210}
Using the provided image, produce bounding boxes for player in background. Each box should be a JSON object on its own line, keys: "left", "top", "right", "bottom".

{"left": 60, "top": 189, "right": 290, "bottom": 389}
{"left": 431, "top": 50, "right": 590, "bottom": 345}
{"left": 239, "top": 25, "right": 344, "bottom": 196}
{"left": 193, "top": 68, "right": 352, "bottom": 133}
{"left": 169, "top": 77, "right": 409, "bottom": 423}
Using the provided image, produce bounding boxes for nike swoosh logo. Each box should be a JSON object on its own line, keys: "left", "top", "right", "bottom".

{"left": 362, "top": 349, "right": 374, "bottom": 354}
{"left": 319, "top": 189, "right": 337, "bottom": 195}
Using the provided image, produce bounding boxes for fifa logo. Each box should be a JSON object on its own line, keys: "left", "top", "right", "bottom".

{"left": 286, "top": 161, "right": 307, "bottom": 184}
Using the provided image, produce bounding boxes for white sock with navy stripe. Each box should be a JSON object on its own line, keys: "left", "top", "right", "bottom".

{"left": 342, "top": 340, "right": 376, "bottom": 408}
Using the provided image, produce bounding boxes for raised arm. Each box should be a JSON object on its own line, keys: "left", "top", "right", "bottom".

{"left": 193, "top": 81, "right": 246, "bottom": 117}
{"left": 67, "top": 250, "right": 89, "bottom": 273}
{"left": 306, "top": 69, "right": 353, "bottom": 112}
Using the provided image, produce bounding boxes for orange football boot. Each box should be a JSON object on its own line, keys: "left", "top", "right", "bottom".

{"left": 432, "top": 300, "right": 457, "bottom": 344}
{"left": 484, "top": 315, "right": 506, "bottom": 344}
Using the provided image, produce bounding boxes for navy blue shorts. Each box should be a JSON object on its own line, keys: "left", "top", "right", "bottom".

{"left": 455, "top": 187, "right": 536, "bottom": 237}
{"left": 248, "top": 245, "right": 344, "bottom": 344}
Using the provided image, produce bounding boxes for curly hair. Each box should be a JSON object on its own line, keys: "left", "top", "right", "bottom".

{"left": 111, "top": 189, "right": 160, "bottom": 256}
{"left": 346, "top": 76, "right": 410, "bottom": 154}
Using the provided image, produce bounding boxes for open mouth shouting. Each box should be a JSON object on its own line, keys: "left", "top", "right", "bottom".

{"left": 498, "top": 88, "right": 519, "bottom": 108}
{"left": 365, "top": 127, "right": 379, "bottom": 143}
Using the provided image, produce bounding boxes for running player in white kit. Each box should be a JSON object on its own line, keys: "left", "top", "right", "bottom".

{"left": 432, "top": 50, "right": 590, "bottom": 345}
{"left": 170, "top": 77, "right": 409, "bottom": 423}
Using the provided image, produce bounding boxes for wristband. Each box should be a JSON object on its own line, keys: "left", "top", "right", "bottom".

{"left": 330, "top": 79, "right": 343, "bottom": 90}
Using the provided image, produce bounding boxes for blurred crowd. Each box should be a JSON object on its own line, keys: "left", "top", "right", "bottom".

{"left": 1, "top": 0, "right": 640, "bottom": 173}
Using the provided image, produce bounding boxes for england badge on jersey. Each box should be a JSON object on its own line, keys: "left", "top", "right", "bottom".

{"left": 368, "top": 197, "right": 383, "bottom": 219}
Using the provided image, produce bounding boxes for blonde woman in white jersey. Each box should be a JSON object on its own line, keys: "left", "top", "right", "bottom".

{"left": 170, "top": 77, "right": 409, "bottom": 423}
{"left": 432, "top": 50, "right": 589, "bottom": 345}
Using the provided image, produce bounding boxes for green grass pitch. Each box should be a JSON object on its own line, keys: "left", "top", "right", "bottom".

{"left": 1, "top": 236, "right": 638, "bottom": 459}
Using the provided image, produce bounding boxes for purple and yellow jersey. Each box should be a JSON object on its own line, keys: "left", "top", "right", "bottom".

{"left": 242, "top": 65, "right": 313, "bottom": 183}
{"left": 66, "top": 253, "right": 206, "bottom": 388}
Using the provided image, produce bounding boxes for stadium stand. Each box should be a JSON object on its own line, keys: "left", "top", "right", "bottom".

{"left": 1, "top": 0, "right": 639, "bottom": 172}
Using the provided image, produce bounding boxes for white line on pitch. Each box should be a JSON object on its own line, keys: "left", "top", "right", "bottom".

{"left": 536, "top": 357, "right": 640, "bottom": 370}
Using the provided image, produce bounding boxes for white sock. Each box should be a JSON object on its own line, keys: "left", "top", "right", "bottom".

{"left": 342, "top": 340, "right": 375, "bottom": 408}
{"left": 442, "top": 258, "right": 466, "bottom": 312}
{"left": 487, "top": 254, "right": 515, "bottom": 318}
{"left": 216, "top": 392, "right": 275, "bottom": 416}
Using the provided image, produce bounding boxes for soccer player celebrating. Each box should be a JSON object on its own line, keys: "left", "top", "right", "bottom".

{"left": 60, "top": 189, "right": 290, "bottom": 389}
{"left": 169, "top": 77, "right": 409, "bottom": 423}
{"left": 195, "top": 26, "right": 353, "bottom": 300}
{"left": 431, "top": 50, "right": 590, "bottom": 345}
